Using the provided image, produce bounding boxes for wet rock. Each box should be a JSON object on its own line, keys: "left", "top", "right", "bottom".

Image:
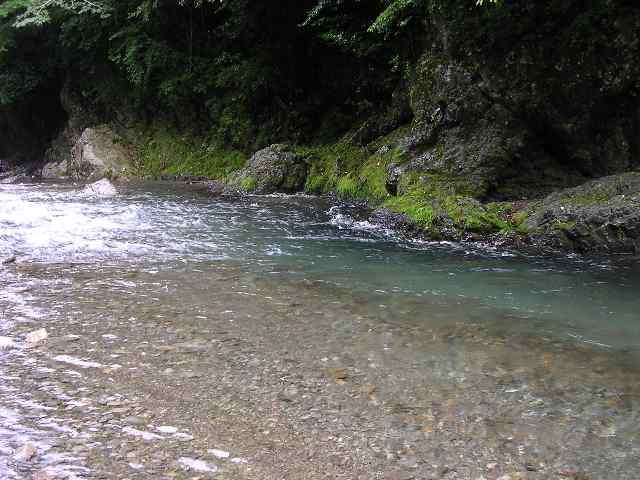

{"left": 33, "top": 468, "right": 59, "bottom": 480}
{"left": 122, "top": 416, "right": 146, "bottom": 426}
{"left": 69, "top": 125, "right": 132, "bottom": 180}
{"left": 178, "top": 457, "right": 218, "bottom": 473}
{"left": 41, "top": 159, "right": 67, "bottom": 178}
{"left": 230, "top": 144, "right": 308, "bottom": 194}
{"left": 278, "top": 385, "right": 299, "bottom": 402}
{"left": 384, "top": 471, "right": 414, "bottom": 480}
{"left": 328, "top": 367, "right": 349, "bottom": 381}
{"left": 2, "top": 255, "right": 16, "bottom": 265}
{"left": 14, "top": 442, "right": 37, "bottom": 461}
{"left": 525, "top": 172, "right": 640, "bottom": 254}
{"left": 26, "top": 328, "right": 49, "bottom": 345}
{"left": 82, "top": 178, "right": 118, "bottom": 197}
{"left": 0, "top": 336, "right": 16, "bottom": 349}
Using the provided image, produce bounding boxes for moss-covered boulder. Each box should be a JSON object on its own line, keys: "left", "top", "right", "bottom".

{"left": 231, "top": 144, "right": 308, "bottom": 194}
{"left": 525, "top": 172, "right": 640, "bottom": 254}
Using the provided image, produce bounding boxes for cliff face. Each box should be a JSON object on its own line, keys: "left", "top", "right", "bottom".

{"left": 382, "top": 1, "right": 640, "bottom": 202}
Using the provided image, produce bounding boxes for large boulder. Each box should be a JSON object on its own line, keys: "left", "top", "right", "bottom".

{"left": 82, "top": 178, "right": 118, "bottom": 197}
{"left": 525, "top": 172, "right": 640, "bottom": 254}
{"left": 41, "top": 159, "right": 67, "bottom": 178}
{"left": 230, "top": 144, "right": 308, "bottom": 194}
{"left": 69, "top": 125, "right": 132, "bottom": 180}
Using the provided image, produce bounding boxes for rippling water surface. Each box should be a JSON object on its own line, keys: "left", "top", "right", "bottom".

{"left": 0, "top": 180, "right": 639, "bottom": 479}
{"left": 2, "top": 181, "right": 638, "bottom": 347}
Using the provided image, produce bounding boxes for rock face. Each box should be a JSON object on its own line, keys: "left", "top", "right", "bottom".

{"left": 525, "top": 172, "right": 640, "bottom": 254}
{"left": 376, "top": 3, "right": 640, "bottom": 202}
{"left": 69, "top": 126, "right": 131, "bottom": 180}
{"left": 231, "top": 144, "right": 308, "bottom": 194}
{"left": 82, "top": 178, "right": 118, "bottom": 197}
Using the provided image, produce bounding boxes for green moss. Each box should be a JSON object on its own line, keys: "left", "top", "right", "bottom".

{"left": 297, "top": 142, "right": 367, "bottom": 194}
{"left": 552, "top": 219, "right": 577, "bottom": 232}
{"left": 383, "top": 181, "right": 525, "bottom": 237}
{"left": 239, "top": 176, "right": 258, "bottom": 191}
{"left": 132, "top": 128, "right": 247, "bottom": 180}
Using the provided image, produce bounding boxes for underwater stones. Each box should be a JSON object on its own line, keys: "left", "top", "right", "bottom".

{"left": 14, "top": 442, "right": 38, "bottom": 462}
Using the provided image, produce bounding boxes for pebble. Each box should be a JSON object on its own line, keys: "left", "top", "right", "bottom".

{"left": 14, "top": 442, "right": 37, "bottom": 461}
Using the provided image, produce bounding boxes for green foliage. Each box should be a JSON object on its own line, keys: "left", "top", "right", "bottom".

{"left": 336, "top": 174, "right": 361, "bottom": 199}
{"left": 368, "top": 0, "right": 420, "bottom": 36}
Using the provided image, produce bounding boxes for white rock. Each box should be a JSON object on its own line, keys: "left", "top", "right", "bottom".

{"left": 156, "top": 426, "right": 178, "bottom": 434}
{"left": 0, "top": 336, "right": 16, "bottom": 349}
{"left": 26, "top": 328, "right": 48, "bottom": 344}
{"left": 82, "top": 178, "right": 117, "bottom": 197}
{"left": 209, "top": 448, "right": 230, "bottom": 459}
{"left": 178, "top": 457, "right": 218, "bottom": 473}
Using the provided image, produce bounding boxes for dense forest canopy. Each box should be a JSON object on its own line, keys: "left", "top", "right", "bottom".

{"left": 0, "top": 0, "right": 500, "bottom": 139}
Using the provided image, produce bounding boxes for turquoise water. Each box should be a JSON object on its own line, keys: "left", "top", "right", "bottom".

{"left": 1, "top": 180, "right": 639, "bottom": 479}
{"left": 1, "top": 181, "right": 638, "bottom": 350}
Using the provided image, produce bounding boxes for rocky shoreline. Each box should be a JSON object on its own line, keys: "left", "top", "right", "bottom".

{"left": 0, "top": 159, "right": 640, "bottom": 256}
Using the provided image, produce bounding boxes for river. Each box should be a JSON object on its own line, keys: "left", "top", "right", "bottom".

{"left": 0, "top": 180, "right": 639, "bottom": 479}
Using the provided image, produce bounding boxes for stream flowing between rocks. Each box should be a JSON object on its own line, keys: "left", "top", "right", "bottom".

{"left": 0, "top": 181, "right": 639, "bottom": 480}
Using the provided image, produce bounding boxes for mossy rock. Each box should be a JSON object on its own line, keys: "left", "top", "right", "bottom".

{"left": 231, "top": 144, "right": 308, "bottom": 194}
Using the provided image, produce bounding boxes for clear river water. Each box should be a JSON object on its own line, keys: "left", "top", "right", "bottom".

{"left": 0, "top": 181, "right": 639, "bottom": 479}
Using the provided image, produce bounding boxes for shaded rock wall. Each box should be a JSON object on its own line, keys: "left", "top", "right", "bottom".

{"left": 385, "top": 2, "right": 640, "bottom": 201}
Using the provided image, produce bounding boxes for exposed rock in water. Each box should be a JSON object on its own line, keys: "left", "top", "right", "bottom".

{"left": 2, "top": 255, "right": 17, "bottom": 265}
{"left": 14, "top": 442, "right": 38, "bottom": 462}
{"left": 0, "top": 336, "right": 16, "bottom": 350}
{"left": 526, "top": 172, "right": 640, "bottom": 254}
{"left": 26, "top": 328, "right": 49, "bottom": 345}
{"left": 70, "top": 126, "right": 132, "bottom": 180}
{"left": 41, "top": 159, "right": 68, "bottom": 178}
{"left": 230, "top": 144, "right": 308, "bottom": 194}
{"left": 83, "top": 178, "right": 118, "bottom": 197}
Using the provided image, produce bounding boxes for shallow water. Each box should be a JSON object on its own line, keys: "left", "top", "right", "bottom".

{"left": 0, "top": 181, "right": 639, "bottom": 479}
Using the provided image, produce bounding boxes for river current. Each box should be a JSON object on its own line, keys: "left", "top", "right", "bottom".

{"left": 0, "top": 180, "right": 639, "bottom": 479}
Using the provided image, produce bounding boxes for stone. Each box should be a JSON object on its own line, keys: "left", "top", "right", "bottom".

{"left": 26, "top": 328, "right": 48, "bottom": 345}
{"left": 33, "top": 468, "right": 59, "bottom": 480}
{"left": 2, "top": 255, "right": 16, "bottom": 265}
{"left": 41, "top": 160, "right": 67, "bottom": 178}
{"left": 82, "top": 178, "right": 118, "bottom": 197}
{"left": 525, "top": 172, "right": 640, "bottom": 254}
{"left": 230, "top": 144, "right": 308, "bottom": 194}
{"left": 278, "top": 385, "right": 299, "bottom": 402}
{"left": 0, "top": 337, "right": 16, "bottom": 349}
{"left": 14, "top": 442, "right": 37, "bottom": 461}
{"left": 70, "top": 125, "right": 132, "bottom": 180}
{"left": 328, "top": 367, "right": 349, "bottom": 380}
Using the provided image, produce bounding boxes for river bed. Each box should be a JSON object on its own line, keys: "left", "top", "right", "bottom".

{"left": 0, "top": 181, "right": 639, "bottom": 479}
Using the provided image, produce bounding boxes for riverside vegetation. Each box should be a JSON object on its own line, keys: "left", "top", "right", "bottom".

{"left": 1, "top": 0, "right": 639, "bottom": 254}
